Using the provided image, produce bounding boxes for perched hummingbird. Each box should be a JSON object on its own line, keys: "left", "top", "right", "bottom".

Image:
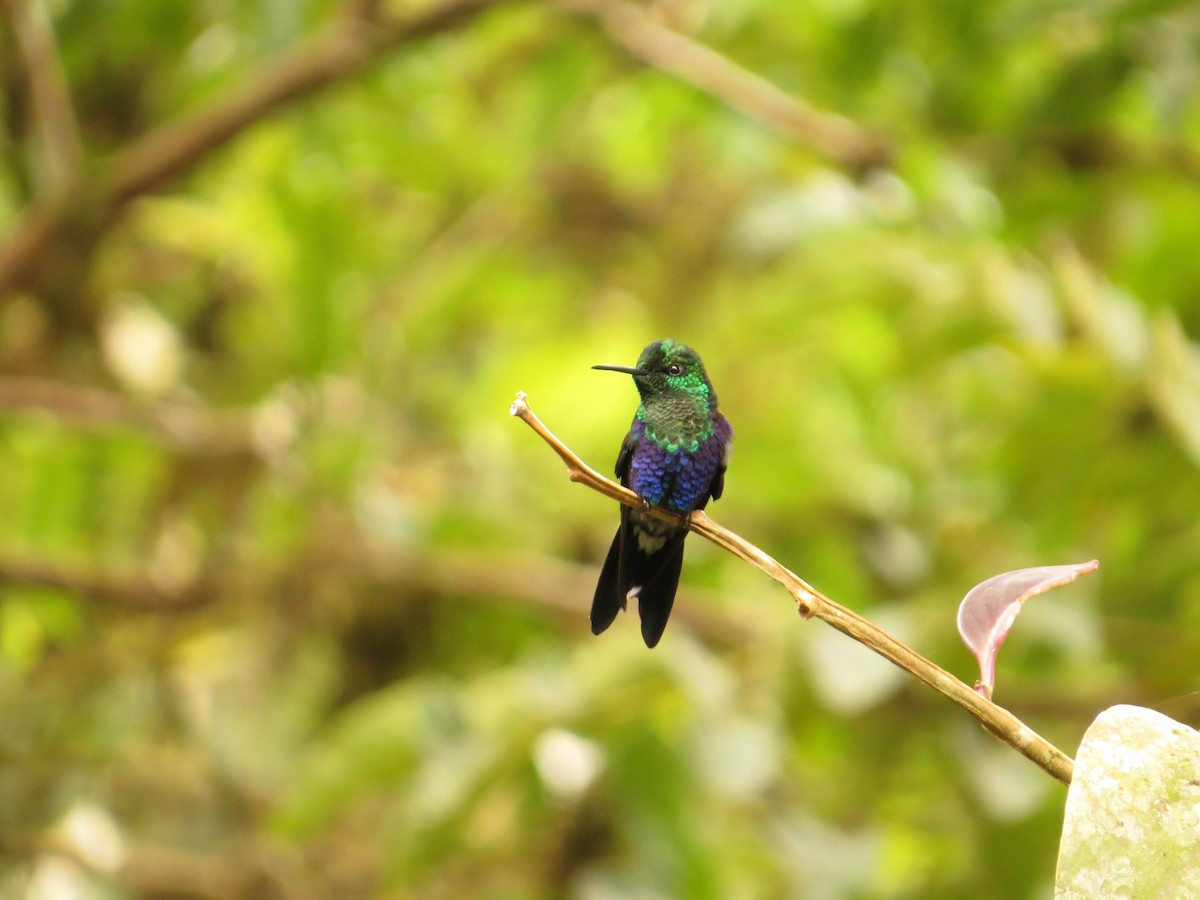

{"left": 591, "top": 339, "right": 733, "bottom": 647}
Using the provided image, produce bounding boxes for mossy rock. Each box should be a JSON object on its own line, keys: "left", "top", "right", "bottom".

{"left": 1056, "top": 705, "right": 1200, "bottom": 897}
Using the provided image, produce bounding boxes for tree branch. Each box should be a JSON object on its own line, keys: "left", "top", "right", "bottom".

{"left": 370, "top": 545, "right": 755, "bottom": 647}
{"left": 0, "top": 0, "right": 516, "bottom": 298}
{"left": 559, "top": 0, "right": 890, "bottom": 173}
{"left": 0, "top": 554, "right": 213, "bottom": 612}
{"left": 105, "top": 0, "right": 508, "bottom": 204}
{"left": 1, "top": 0, "right": 83, "bottom": 200}
{"left": 510, "top": 391, "right": 1075, "bottom": 785}
{"left": 0, "top": 533, "right": 753, "bottom": 644}
{"left": 0, "top": 376, "right": 265, "bottom": 458}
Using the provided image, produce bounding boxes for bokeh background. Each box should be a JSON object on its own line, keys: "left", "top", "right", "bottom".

{"left": 3, "top": 0, "right": 1200, "bottom": 896}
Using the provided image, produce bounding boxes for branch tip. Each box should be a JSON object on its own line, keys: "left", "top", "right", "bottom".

{"left": 509, "top": 391, "right": 529, "bottom": 416}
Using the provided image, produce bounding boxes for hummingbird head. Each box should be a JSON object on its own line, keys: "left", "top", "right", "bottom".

{"left": 593, "top": 339, "right": 718, "bottom": 411}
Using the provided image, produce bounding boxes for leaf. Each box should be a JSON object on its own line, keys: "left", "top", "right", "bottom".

{"left": 957, "top": 560, "right": 1099, "bottom": 700}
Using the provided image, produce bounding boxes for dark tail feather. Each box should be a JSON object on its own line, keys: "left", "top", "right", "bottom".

{"left": 590, "top": 529, "right": 625, "bottom": 635}
{"left": 592, "top": 516, "right": 686, "bottom": 647}
{"left": 636, "top": 535, "right": 686, "bottom": 648}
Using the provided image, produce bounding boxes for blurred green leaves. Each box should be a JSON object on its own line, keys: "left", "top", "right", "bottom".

{"left": 3, "top": 0, "right": 1200, "bottom": 896}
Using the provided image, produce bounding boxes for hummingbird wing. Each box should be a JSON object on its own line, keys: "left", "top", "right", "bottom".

{"left": 706, "top": 413, "right": 733, "bottom": 503}
{"left": 688, "top": 413, "right": 733, "bottom": 509}
{"left": 589, "top": 426, "right": 640, "bottom": 636}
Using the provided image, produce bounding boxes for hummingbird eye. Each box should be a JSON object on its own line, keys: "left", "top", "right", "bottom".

{"left": 667, "top": 363, "right": 684, "bottom": 376}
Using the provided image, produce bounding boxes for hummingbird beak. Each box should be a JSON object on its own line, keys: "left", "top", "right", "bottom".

{"left": 592, "top": 364, "right": 650, "bottom": 375}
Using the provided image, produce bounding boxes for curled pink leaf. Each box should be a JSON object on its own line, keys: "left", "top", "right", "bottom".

{"left": 957, "top": 560, "right": 1099, "bottom": 700}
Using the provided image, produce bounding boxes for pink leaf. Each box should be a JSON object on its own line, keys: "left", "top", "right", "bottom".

{"left": 957, "top": 560, "right": 1099, "bottom": 700}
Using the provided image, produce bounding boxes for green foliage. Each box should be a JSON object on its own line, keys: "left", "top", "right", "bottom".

{"left": 2, "top": 0, "right": 1200, "bottom": 895}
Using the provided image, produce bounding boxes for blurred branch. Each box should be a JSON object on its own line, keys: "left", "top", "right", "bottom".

{"left": 0, "top": 554, "right": 213, "bottom": 611}
{"left": 1039, "top": 130, "right": 1200, "bottom": 184}
{"left": 0, "top": 0, "right": 83, "bottom": 199}
{"left": 560, "top": 0, "right": 890, "bottom": 173}
{"left": 378, "top": 546, "right": 754, "bottom": 647}
{"left": 0, "top": 831, "right": 291, "bottom": 900}
{"left": 118, "top": 843, "right": 294, "bottom": 900}
{"left": 339, "top": 0, "right": 386, "bottom": 20}
{"left": 0, "top": 535, "right": 752, "bottom": 647}
{"left": 511, "top": 391, "right": 1076, "bottom": 785}
{"left": 102, "top": 0, "right": 507, "bottom": 204}
{"left": 0, "top": 0, "right": 516, "bottom": 299}
{"left": 0, "top": 376, "right": 264, "bottom": 458}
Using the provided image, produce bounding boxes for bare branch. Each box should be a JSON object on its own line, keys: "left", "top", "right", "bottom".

{"left": 1, "top": 0, "right": 83, "bottom": 199}
{"left": 560, "top": 0, "right": 890, "bottom": 173}
{"left": 373, "top": 545, "right": 755, "bottom": 646}
{"left": 0, "top": 830, "right": 291, "bottom": 900}
{"left": 339, "top": 0, "right": 386, "bottom": 21}
{"left": 0, "top": 0, "right": 517, "bottom": 298}
{"left": 0, "top": 554, "right": 212, "bottom": 611}
{"left": 104, "top": 0, "right": 510, "bottom": 204}
{"left": 0, "top": 376, "right": 264, "bottom": 458}
{"left": 511, "top": 391, "right": 1076, "bottom": 785}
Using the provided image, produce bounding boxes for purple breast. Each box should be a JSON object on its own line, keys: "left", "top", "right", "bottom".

{"left": 631, "top": 436, "right": 721, "bottom": 512}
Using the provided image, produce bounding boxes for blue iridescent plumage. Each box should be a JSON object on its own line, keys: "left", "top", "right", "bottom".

{"left": 590, "top": 340, "right": 732, "bottom": 647}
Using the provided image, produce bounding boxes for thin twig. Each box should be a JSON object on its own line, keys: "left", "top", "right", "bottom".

{"left": 559, "top": 0, "right": 890, "bottom": 173}
{"left": 510, "top": 391, "right": 1075, "bottom": 785}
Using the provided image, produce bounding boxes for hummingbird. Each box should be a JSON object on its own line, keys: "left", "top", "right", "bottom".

{"left": 591, "top": 339, "right": 733, "bottom": 647}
